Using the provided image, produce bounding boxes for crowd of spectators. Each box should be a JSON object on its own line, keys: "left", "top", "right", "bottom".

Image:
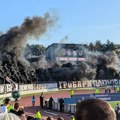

{"left": 0, "top": 97, "right": 117, "bottom": 120}
{"left": 0, "top": 97, "right": 66, "bottom": 120}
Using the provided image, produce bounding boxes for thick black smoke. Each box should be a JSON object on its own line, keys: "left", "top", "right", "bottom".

{"left": 95, "top": 51, "right": 120, "bottom": 79}
{"left": 36, "top": 49, "right": 120, "bottom": 82}
{"left": 0, "top": 13, "right": 56, "bottom": 83}
{"left": 0, "top": 12, "right": 119, "bottom": 83}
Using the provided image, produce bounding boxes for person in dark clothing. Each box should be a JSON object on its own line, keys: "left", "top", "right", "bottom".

{"left": 105, "top": 88, "right": 111, "bottom": 93}
{"left": 44, "top": 100, "right": 47, "bottom": 109}
{"left": 27, "top": 116, "right": 34, "bottom": 120}
{"left": 114, "top": 103, "right": 120, "bottom": 120}
{"left": 10, "top": 109, "right": 18, "bottom": 115}
{"left": 10, "top": 102, "right": 20, "bottom": 115}
{"left": 49, "top": 96, "right": 54, "bottom": 110}
{"left": 40, "top": 92, "right": 44, "bottom": 108}
{"left": 59, "top": 98, "right": 64, "bottom": 112}
{"left": 17, "top": 109, "right": 26, "bottom": 120}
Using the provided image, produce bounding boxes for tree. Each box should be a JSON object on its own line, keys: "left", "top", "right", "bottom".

{"left": 94, "top": 40, "right": 102, "bottom": 52}
{"left": 24, "top": 44, "right": 46, "bottom": 57}
{"left": 88, "top": 42, "right": 94, "bottom": 51}
{"left": 105, "top": 40, "right": 116, "bottom": 52}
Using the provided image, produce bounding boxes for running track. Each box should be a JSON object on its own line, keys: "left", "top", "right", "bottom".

{"left": 19, "top": 89, "right": 100, "bottom": 120}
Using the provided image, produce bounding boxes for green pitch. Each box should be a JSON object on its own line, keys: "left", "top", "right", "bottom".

{"left": 109, "top": 101, "right": 120, "bottom": 108}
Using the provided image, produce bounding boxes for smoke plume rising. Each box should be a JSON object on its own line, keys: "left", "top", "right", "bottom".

{"left": 0, "top": 12, "right": 119, "bottom": 84}
{"left": 0, "top": 12, "right": 56, "bottom": 83}
{"left": 0, "top": 13, "right": 56, "bottom": 57}
{"left": 36, "top": 44, "right": 120, "bottom": 82}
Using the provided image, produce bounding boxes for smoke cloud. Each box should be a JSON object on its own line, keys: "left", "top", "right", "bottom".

{"left": 0, "top": 12, "right": 119, "bottom": 84}
{"left": 36, "top": 45, "right": 120, "bottom": 82}
{"left": 0, "top": 12, "right": 57, "bottom": 83}
{"left": 0, "top": 12, "right": 56, "bottom": 57}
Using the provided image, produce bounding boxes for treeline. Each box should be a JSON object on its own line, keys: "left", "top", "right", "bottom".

{"left": 86, "top": 40, "right": 120, "bottom": 54}
{"left": 24, "top": 44, "right": 46, "bottom": 57}
{"left": 24, "top": 40, "right": 120, "bottom": 57}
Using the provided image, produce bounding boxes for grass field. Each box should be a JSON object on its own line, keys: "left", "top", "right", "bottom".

{"left": 109, "top": 101, "right": 120, "bottom": 108}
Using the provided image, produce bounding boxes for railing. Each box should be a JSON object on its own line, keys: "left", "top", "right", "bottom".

{"left": 46, "top": 101, "right": 76, "bottom": 114}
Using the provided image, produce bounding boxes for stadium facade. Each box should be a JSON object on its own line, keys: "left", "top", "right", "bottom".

{"left": 45, "top": 43, "right": 86, "bottom": 63}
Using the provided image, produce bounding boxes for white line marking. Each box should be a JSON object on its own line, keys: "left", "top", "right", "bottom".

{"left": 44, "top": 111, "right": 58, "bottom": 116}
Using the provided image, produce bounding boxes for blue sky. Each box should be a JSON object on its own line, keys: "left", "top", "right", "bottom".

{"left": 0, "top": 0, "right": 120, "bottom": 47}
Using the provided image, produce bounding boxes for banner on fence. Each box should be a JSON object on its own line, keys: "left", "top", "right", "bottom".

{"left": 59, "top": 79, "right": 120, "bottom": 89}
{"left": 19, "top": 83, "right": 58, "bottom": 91}
{"left": 0, "top": 83, "right": 57, "bottom": 94}
{"left": 0, "top": 84, "right": 18, "bottom": 94}
{"left": 19, "top": 84, "right": 33, "bottom": 91}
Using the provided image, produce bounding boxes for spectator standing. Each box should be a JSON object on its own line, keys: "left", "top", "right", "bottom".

{"left": 95, "top": 88, "right": 100, "bottom": 94}
{"left": 3, "top": 97, "right": 11, "bottom": 112}
{"left": 49, "top": 96, "right": 54, "bottom": 110}
{"left": 59, "top": 98, "right": 64, "bottom": 112}
{"left": 114, "top": 103, "right": 120, "bottom": 120}
{"left": 105, "top": 88, "right": 111, "bottom": 93}
{"left": 32, "top": 95, "right": 35, "bottom": 107}
{"left": 10, "top": 102, "right": 20, "bottom": 115}
{"left": 35, "top": 110, "right": 42, "bottom": 120}
{"left": 40, "top": 93, "right": 44, "bottom": 108}
{"left": 70, "top": 89, "right": 74, "bottom": 97}
{"left": 7, "top": 102, "right": 14, "bottom": 112}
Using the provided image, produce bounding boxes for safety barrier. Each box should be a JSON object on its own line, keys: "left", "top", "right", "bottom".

{"left": 64, "top": 93, "right": 120, "bottom": 104}
{"left": 72, "top": 93, "right": 120, "bottom": 98}
{"left": 46, "top": 100, "right": 76, "bottom": 114}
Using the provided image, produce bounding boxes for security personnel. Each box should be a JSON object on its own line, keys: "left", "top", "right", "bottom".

{"left": 35, "top": 110, "right": 42, "bottom": 119}
{"left": 116, "top": 87, "right": 120, "bottom": 92}
{"left": 7, "top": 103, "right": 14, "bottom": 112}
{"left": 95, "top": 88, "right": 100, "bottom": 94}
{"left": 3, "top": 97, "right": 11, "bottom": 112}
{"left": 70, "top": 89, "right": 75, "bottom": 97}
{"left": 71, "top": 115, "right": 75, "bottom": 120}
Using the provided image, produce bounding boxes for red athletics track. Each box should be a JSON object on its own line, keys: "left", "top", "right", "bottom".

{"left": 19, "top": 89, "right": 105, "bottom": 120}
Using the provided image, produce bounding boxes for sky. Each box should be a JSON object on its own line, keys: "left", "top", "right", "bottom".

{"left": 0, "top": 0, "right": 120, "bottom": 47}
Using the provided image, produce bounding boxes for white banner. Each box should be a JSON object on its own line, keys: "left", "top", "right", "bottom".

{"left": 0, "top": 84, "right": 18, "bottom": 93}
{"left": 19, "top": 83, "right": 58, "bottom": 91}
{"left": 0, "top": 83, "right": 57, "bottom": 93}
{"left": 19, "top": 84, "right": 33, "bottom": 91}
{"left": 59, "top": 79, "right": 120, "bottom": 89}
{"left": 1, "top": 79, "right": 119, "bottom": 93}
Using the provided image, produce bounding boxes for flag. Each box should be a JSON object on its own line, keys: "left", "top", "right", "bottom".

{"left": 5, "top": 76, "right": 12, "bottom": 83}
